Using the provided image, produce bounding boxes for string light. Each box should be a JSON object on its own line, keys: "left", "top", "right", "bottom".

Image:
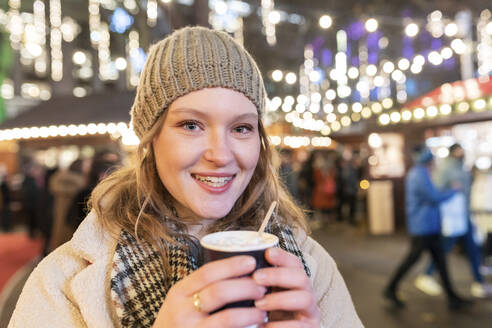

{"left": 451, "top": 39, "right": 467, "bottom": 54}
{"left": 7, "top": 0, "right": 22, "bottom": 49}
{"left": 477, "top": 10, "right": 492, "bottom": 77}
{"left": 331, "top": 121, "right": 341, "bottom": 131}
{"left": 0, "top": 122, "right": 139, "bottom": 146}
{"left": 439, "top": 104, "right": 452, "bottom": 115}
{"left": 365, "top": 18, "right": 378, "bottom": 32}
{"left": 271, "top": 69, "right": 283, "bottom": 81}
{"left": 261, "top": 0, "right": 276, "bottom": 45}
{"left": 473, "top": 98, "right": 487, "bottom": 111}
{"left": 98, "top": 23, "right": 113, "bottom": 80}
{"left": 147, "top": 0, "right": 158, "bottom": 26}
{"left": 128, "top": 30, "right": 143, "bottom": 86}
{"left": 401, "top": 109, "right": 412, "bottom": 121}
{"left": 340, "top": 116, "right": 351, "bottom": 127}
{"left": 319, "top": 15, "right": 332, "bottom": 29}
{"left": 390, "top": 111, "right": 401, "bottom": 123}
{"left": 285, "top": 72, "right": 297, "bottom": 84}
{"left": 405, "top": 23, "right": 419, "bottom": 37}
{"left": 426, "top": 105, "right": 438, "bottom": 117}
{"left": 378, "top": 113, "right": 390, "bottom": 125}
{"left": 398, "top": 58, "right": 410, "bottom": 71}
{"left": 361, "top": 107, "right": 372, "bottom": 118}
{"left": 50, "top": 0, "right": 63, "bottom": 81}
{"left": 33, "top": 0, "right": 47, "bottom": 75}
{"left": 457, "top": 101, "right": 470, "bottom": 113}
{"left": 444, "top": 22, "right": 458, "bottom": 37}
{"left": 413, "top": 107, "right": 425, "bottom": 120}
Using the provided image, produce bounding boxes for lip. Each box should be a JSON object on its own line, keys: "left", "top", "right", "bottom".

{"left": 192, "top": 172, "right": 236, "bottom": 177}
{"left": 191, "top": 173, "right": 236, "bottom": 194}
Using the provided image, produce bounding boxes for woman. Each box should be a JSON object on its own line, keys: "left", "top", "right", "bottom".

{"left": 9, "top": 26, "right": 362, "bottom": 328}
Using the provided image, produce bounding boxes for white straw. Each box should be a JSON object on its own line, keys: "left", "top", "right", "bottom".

{"left": 258, "top": 201, "right": 278, "bottom": 234}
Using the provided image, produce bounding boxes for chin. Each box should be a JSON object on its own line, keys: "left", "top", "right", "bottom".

{"left": 195, "top": 205, "right": 234, "bottom": 220}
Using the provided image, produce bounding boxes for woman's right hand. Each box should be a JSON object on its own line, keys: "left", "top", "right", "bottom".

{"left": 152, "top": 255, "right": 268, "bottom": 328}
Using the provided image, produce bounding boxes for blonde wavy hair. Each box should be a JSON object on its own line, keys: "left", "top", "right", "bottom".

{"left": 90, "top": 111, "right": 307, "bottom": 272}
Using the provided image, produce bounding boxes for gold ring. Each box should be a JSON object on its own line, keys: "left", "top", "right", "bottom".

{"left": 193, "top": 293, "right": 202, "bottom": 312}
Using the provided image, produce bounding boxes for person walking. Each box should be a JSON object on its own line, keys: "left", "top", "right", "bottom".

{"left": 10, "top": 27, "right": 362, "bottom": 327}
{"left": 414, "top": 143, "right": 492, "bottom": 298}
{"left": 384, "top": 145, "right": 471, "bottom": 310}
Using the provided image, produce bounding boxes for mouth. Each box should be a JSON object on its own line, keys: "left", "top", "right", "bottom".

{"left": 191, "top": 174, "right": 235, "bottom": 188}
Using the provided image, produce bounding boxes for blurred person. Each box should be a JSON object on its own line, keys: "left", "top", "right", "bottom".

{"left": 20, "top": 161, "right": 44, "bottom": 238}
{"left": 66, "top": 152, "right": 120, "bottom": 231}
{"left": 384, "top": 145, "right": 471, "bottom": 310}
{"left": 9, "top": 27, "right": 362, "bottom": 327}
{"left": 278, "top": 148, "right": 299, "bottom": 201}
{"left": 414, "top": 143, "right": 492, "bottom": 298}
{"left": 311, "top": 151, "right": 337, "bottom": 228}
{"left": 0, "top": 169, "right": 11, "bottom": 231}
{"left": 338, "top": 157, "right": 359, "bottom": 225}
{"left": 38, "top": 166, "right": 57, "bottom": 256}
{"left": 47, "top": 159, "right": 86, "bottom": 253}
{"left": 298, "top": 150, "right": 315, "bottom": 211}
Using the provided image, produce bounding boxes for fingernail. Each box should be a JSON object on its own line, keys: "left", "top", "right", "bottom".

{"left": 243, "top": 256, "right": 256, "bottom": 268}
{"left": 258, "top": 286, "right": 267, "bottom": 294}
{"left": 253, "top": 271, "right": 266, "bottom": 283}
{"left": 268, "top": 247, "right": 278, "bottom": 257}
{"left": 255, "top": 299, "right": 267, "bottom": 308}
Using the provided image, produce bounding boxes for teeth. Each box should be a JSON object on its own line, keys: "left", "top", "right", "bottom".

{"left": 193, "top": 175, "right": 233, "bottom": 187}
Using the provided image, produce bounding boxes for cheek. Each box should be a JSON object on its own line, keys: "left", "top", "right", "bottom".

{"left": 237, "top": 139, "right": 261, "bottom": 171}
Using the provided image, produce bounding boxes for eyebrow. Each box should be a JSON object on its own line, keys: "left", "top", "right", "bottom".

{"left": 170, "top": 107, "right": 259, "bottom": 120}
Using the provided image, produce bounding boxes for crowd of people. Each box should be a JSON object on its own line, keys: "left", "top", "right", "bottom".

{"left": 0, "top": 149, "right": 121, "bottom": 256}
{"left": 279, "top": 149, "right": 368, "bottom": 229}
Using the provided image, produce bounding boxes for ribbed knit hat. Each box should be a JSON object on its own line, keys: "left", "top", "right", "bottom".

{"left": 130, "top": 26, "right": 266, "bottom": 140}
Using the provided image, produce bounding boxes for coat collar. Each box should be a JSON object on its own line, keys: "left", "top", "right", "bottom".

{"left": 68, "top": 211, "right": 121, "bottom": 327}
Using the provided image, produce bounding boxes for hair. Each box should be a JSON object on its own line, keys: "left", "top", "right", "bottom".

{"left": 411, "top": 144, "right": 433, "bottom": 164}
{"left": 90, "top": 110, "right": 308, "bottom": 274}
{"left": 69, "top": 159, "right": 83, "bottom": 174}
{"left": 87, "top": 151, "right": 120, "bottom": 187}
{"left": 449, "top": 143, "right": 462, "bottom": 153}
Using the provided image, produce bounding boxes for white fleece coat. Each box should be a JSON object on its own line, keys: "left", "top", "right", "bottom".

{"left": 9, "top": 211, "right": 364, "bottom": 327}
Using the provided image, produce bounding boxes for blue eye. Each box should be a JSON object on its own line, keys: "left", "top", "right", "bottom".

{"left": 181, "top": 121, "right": 200, "bottom": 131}
{"left": 234, "top": 125, "right": 253, "bottom": 134}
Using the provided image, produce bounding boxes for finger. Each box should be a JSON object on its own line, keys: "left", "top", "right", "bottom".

{"left": 254, "top": 290, "right": 317, "bottom": 315}
{"left": 178, "top": 256, "right": 256, "bottom": 295}
{"left": 265, "top": 248, "right": 304, "bottom": 269}
{"left": 199, "top": 278, "right": 267, "bottom": 313}
{"left": 253, "top": 267, "right": 312, "bottom": 291}
{"left": 201, "top": 308, "right": 267, "bottom": 328}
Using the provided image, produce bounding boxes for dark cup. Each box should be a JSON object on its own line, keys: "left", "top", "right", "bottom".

{"left": 200, "top": 230, "right": 278, "bottom": 311}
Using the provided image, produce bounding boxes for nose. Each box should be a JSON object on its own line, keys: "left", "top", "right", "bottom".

{"left": 203, "top": 129, "right": 234, "bottom": 166}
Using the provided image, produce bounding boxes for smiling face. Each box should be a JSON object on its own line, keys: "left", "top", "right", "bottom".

{"left": 152, "top": 88, "right": 261, "bottom": 222}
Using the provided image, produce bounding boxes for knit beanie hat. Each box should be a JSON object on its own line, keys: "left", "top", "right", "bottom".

{"left": 130, "top": 26, "right": 266, "bottom": 140}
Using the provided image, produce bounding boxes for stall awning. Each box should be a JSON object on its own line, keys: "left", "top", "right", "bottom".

{"left": 0, "top": 91, "right": 135, "bottom": 129}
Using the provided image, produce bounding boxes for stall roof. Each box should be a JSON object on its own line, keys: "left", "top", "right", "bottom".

{"left": 0, "top": 91, "right": 136, "bottom": 129}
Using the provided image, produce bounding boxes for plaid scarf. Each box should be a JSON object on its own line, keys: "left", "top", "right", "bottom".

{"left": 110, "top": 221, "right": 310, "bottom": 328}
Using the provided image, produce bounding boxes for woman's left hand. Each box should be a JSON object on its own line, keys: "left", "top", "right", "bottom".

{"left": 253, "top": 247, "right": 321, "bottom": 327}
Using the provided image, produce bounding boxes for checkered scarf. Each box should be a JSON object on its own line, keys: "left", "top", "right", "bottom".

{"left": 110, "top": 220, "right": 310, "bottom": 328}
